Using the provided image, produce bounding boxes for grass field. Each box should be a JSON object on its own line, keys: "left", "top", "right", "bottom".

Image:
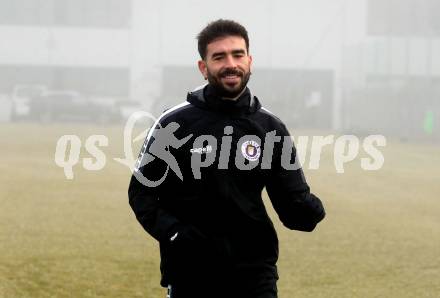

{"left": 1, "top": 123, "right": 439, "bottom": 298}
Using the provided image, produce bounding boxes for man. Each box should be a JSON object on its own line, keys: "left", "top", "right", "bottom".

{"left": 128, "top": 19, "right": 325, "bottom": 298}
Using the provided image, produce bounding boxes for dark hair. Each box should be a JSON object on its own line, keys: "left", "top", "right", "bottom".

{"left": 197, "top": 19, "right": 249, "bottom": 60}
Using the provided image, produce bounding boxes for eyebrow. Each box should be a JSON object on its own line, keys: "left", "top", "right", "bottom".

{"left": 211, "top": 49, "right": 246, "bottom": 59}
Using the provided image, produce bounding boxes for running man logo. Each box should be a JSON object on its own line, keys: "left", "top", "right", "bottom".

{"left": 134, "top": 122, "right": 192, "bottom": 187}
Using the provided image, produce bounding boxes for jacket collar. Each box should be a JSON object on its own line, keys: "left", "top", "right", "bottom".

{"left": 186, "top": 84, "right": 261, "bottom": 115}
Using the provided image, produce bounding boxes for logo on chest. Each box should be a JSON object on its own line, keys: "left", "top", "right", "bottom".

{"left": 241, "top": 140, "right": 261, "bottom": 161}
{"left": 190, "top": 145, "right": 213, "bottom": 154}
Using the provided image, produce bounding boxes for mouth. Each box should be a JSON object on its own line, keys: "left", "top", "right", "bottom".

{"left": 221, "top": 73, "right": 241, "bottom": 85}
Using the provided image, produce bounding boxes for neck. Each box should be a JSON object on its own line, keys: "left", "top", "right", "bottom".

{"left": 221, "top": 87, "right": 247, "bottom": 101}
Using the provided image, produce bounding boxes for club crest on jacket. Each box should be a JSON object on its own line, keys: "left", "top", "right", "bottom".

{"left": 241, "top": 140, "right": 261, "bottom": 161}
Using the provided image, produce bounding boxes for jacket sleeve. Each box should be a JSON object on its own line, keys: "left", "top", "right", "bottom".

{"left": 128, "top": 127, "right": 180, "bottom": 242}
{"left": 265, "top": 125, "right": 325, "bottom": 232}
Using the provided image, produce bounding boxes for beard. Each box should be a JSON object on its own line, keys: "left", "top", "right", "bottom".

{"left": 206, "top": 67, "right": 251, "bottom": 98}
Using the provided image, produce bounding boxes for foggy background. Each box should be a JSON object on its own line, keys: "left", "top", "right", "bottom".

{"left": 0, "top": 0, "right": 438, "bottom": 139}
{"left": 1, "top": 1, "right": 439, "bottom": 298}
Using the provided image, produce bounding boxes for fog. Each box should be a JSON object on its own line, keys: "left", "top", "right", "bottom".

{"left": 1, "top": 1, "right": 439, "bottom": 297}
{"left": 0, "top": 0, "right": 437, "bottom": 140}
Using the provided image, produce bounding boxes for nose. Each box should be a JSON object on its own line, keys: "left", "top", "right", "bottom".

{"left": 224, "top": 54, "right": 237, "bottom": 68}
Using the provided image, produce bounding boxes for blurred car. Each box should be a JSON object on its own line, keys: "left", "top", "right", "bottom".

{"left": 29, "top": 91, "right": 115, "bottom": 123}
{"left": 10, "top": 85, "right": 48, "bottom": 121}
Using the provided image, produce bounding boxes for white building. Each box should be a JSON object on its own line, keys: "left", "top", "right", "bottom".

{"left": 343, "top": 0, "right": 440, "bottom": 138}
{"left": 5, "top": 0, "right": 437, "bottom": 136}
{"left": 0, "top": 0, "right": 132, "bottom": 99}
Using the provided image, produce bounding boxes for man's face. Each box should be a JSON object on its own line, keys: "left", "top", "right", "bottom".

{"left": 198, "top": 36, "right": 252, "bottom": 98}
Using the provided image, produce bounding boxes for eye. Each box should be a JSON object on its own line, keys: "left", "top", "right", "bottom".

{"left": 211, "top": 54, "right": 224, "bottom": 61}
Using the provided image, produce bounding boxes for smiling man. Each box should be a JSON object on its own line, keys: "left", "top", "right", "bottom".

{"left": 128, "top": 19, "right": 326, "bottom": 298}
{"left": 197, "top": 32, "right": 252, "bottom": 99}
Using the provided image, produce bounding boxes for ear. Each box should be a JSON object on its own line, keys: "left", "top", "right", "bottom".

{"left": 248, "top": 55, "right": 253, "bottom": 70}
{"left": 198, "top": 60, "right": 208, "bottom": 80}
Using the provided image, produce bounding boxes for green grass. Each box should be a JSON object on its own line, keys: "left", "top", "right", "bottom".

{"left": 1, "top": 123, "right": 439, "bottom": 297}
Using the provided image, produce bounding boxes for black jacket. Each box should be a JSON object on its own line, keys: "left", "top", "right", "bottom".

{"left": 128, "top": 85, "right": 325, "bottom": 287}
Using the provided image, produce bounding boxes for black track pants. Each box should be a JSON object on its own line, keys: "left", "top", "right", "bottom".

{"left": 166, "top": 271, "right": 278, "bottom": 298}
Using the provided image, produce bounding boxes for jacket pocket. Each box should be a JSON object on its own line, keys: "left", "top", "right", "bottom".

{"left": 163, "top": 230, "right": 233, "bottom": 281}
